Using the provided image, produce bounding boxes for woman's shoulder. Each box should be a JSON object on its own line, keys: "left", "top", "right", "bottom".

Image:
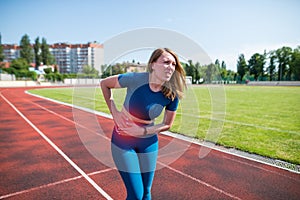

{"left": 118, "top": 72, "right": 149, "bottom": 86}
{"left": 120, "top": 72, "right": 148, "bottom": 77}
{"left": 124, "top": 72, "right": 148, "bottom": 81}
{"left": 132, "top": 72, "right": 148, "bottom": 77}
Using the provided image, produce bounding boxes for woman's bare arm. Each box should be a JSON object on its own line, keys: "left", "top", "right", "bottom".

{"left": 101, "top": 75, "right": 177, "bottom": 136}
{"left": 100, "top": 75, "right": 129, "bottom": 128}
{"left": 100, "top": 75, "right": 121, "bottom": 114}
{"left": 145, "top": 109, "right": 176, "bottom": 134}
{"left": 119, "top": 109, "right": 176, "bottom": 136}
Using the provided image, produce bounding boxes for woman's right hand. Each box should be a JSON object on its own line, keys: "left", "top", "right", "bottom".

{"left": 110, "top": 100, "right": 132, "bottom": 129}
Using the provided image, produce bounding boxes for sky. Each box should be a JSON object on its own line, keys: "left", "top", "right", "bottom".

{"left": 0, "top": 0, "right": 299, "bottom": 71}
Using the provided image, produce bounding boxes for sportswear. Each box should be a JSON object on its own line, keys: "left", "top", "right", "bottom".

{"left": 111, "top": 72, "right": 179, "bottom": 200}
{"left": 118, "top": 72, "right": 179, "bottom": 120}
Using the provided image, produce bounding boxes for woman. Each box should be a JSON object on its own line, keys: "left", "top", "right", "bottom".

{"left": 100, "top": 48, "right": 186, "bottom": 200}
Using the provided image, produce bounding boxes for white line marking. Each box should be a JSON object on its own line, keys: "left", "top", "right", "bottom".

{"left": 160, "top": 131, "right": 300, "bottom": 174}
{"left": 26, "top": 90, "right": 113, "bottom": 119}
{"left": 30, "top": 96, "right": 245, "bottom": 197}
{"left": 0, "top": 93, "right": 113, "bottom": 200}
{"left": 158, "top": 162, "right": 241, "bottom": 200}
{"left": 28, "top": 100, "right": 111, "bottom": 142}
{"left": 24, "top": 90, "right": 299, "bottom": 197}
{"left": 0, "top": 168, "right": 114, "bottom": 199}
{"left": 25, "top": 92, "right": 242, "bottom": 198}
{"left": 223, "top": 156, "right": 300, "bottom": 182}
{"left": 25, "top": 91, "right": 300, "bottom": 174}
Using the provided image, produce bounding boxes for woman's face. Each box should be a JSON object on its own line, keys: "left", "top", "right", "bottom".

{"left": 151, "top": 52, "right": 176, "bottom": 82}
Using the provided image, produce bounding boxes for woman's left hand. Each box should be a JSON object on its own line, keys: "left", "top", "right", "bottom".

{"left": 117, "top": 122, "right": 146, "bottom": 137}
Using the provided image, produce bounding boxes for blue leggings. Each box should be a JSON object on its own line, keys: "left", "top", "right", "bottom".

{"left": 111, "top": 128, "right": 158, "bottom": 200}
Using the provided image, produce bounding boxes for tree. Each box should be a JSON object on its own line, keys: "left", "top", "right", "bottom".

{"left": 43, "top": 67, "right": 52, "bottom": 74}
{"left": 221, "top": 61, "right": 226, "bottom": 70}
{"left": 81, "top": 65, "right": 99, "bottom": 78}
{"left": 183, "top": 60, "right": 196, "bottom": 83}
{"left": 236, "top": 54, "right": 247, "bottom": 83}
{"left": 194, "top": 62, "right": 201, "bottom": 83}
{"left": 215, "top": 59, "right": 220, "bottom": 68}
{"left": 9, "top": 58, "right": 30, "bottom": 78}
{"left": 34, "top": 37, "right": 41, "bottom": 69}
{"left": 226, "top": 70, "right": 237, "bottom": 82}
{"left": 19, "top": 34, "right": 33, "bottom": 64}
{"left": 41, "top": 38, "right": 54, "bottom": 65}
{"left": 10, "top": 58, "right": 28, "bottom": 71}
{"left": 275, "top": 46, "right": 292, "bottom": 81}
{"left": 219, "top": 61, "right": 227, "bottom": 81}
{"left": 0, "top": 33, "right": 4, "bottom": 62}
{"left": 101, "top": 63, "right": 126, "bottom": 78}
{"left": 290, "top": 46, "right": 300, "bottom": 81}
{"left": 184, "top": 60, "right": 202, "bottom": 84}
{"left": 248, "top": 53, "right": 266, "bottom": 81}
{"left": 266, "top": 50, "right": 276, "bottom": 81}
{"left": 205, "top": 63, "right": 215, "bottom": 83}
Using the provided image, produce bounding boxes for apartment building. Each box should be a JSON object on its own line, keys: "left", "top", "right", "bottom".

{"left": 50, "top": 42, "right": 104, "bottom": 74}
{"left": 2, "top": 44, "right": 20, "bottom": 62}
{"left": 2, "top": 42, "right": 104, "bottom": 74}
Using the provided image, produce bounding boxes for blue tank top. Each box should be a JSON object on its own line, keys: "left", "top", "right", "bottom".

{"left": 118, "top": 72, "right": 179, "bottom": 120}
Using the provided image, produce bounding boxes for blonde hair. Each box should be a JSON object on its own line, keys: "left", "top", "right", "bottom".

{"left": 147, "top": 48, "right": 186, "bottom": 100}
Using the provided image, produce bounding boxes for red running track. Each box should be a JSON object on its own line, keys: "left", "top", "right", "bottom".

{"left": 0, "top": 87, "right": 299, "bottom": 200}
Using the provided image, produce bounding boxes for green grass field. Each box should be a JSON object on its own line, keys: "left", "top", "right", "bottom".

{"left": 28, "top": 85, "right": 300, "bottom": 165}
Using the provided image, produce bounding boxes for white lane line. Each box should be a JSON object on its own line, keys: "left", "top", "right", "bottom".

{"left": 25, "top": 91, "right": 297, "bottom": 197}
{"left": 29, "top": 100, "right": 111, "bottom": 142}
{"left": 27, "top": 90, "right": 300, "bottom": 174}
{"left": 26, "top": 93, "right": 241, "bottom": 199}
{"left": 31, "top": 97, "right": 242, "bottom": 197}
{"left": 158, "top": 161, "right": 241, "bottom": 200}
{"left": 161, "top": 131, "right": 300, "bottom": 174}
{"left": 0, "top": 93, "right": 113, "bottom": 200}
{"left": 0, "top": 168, "right": 114, "bottom": 199}
{"left": 223, "top": 156, "right": 300, "bottom": 182}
